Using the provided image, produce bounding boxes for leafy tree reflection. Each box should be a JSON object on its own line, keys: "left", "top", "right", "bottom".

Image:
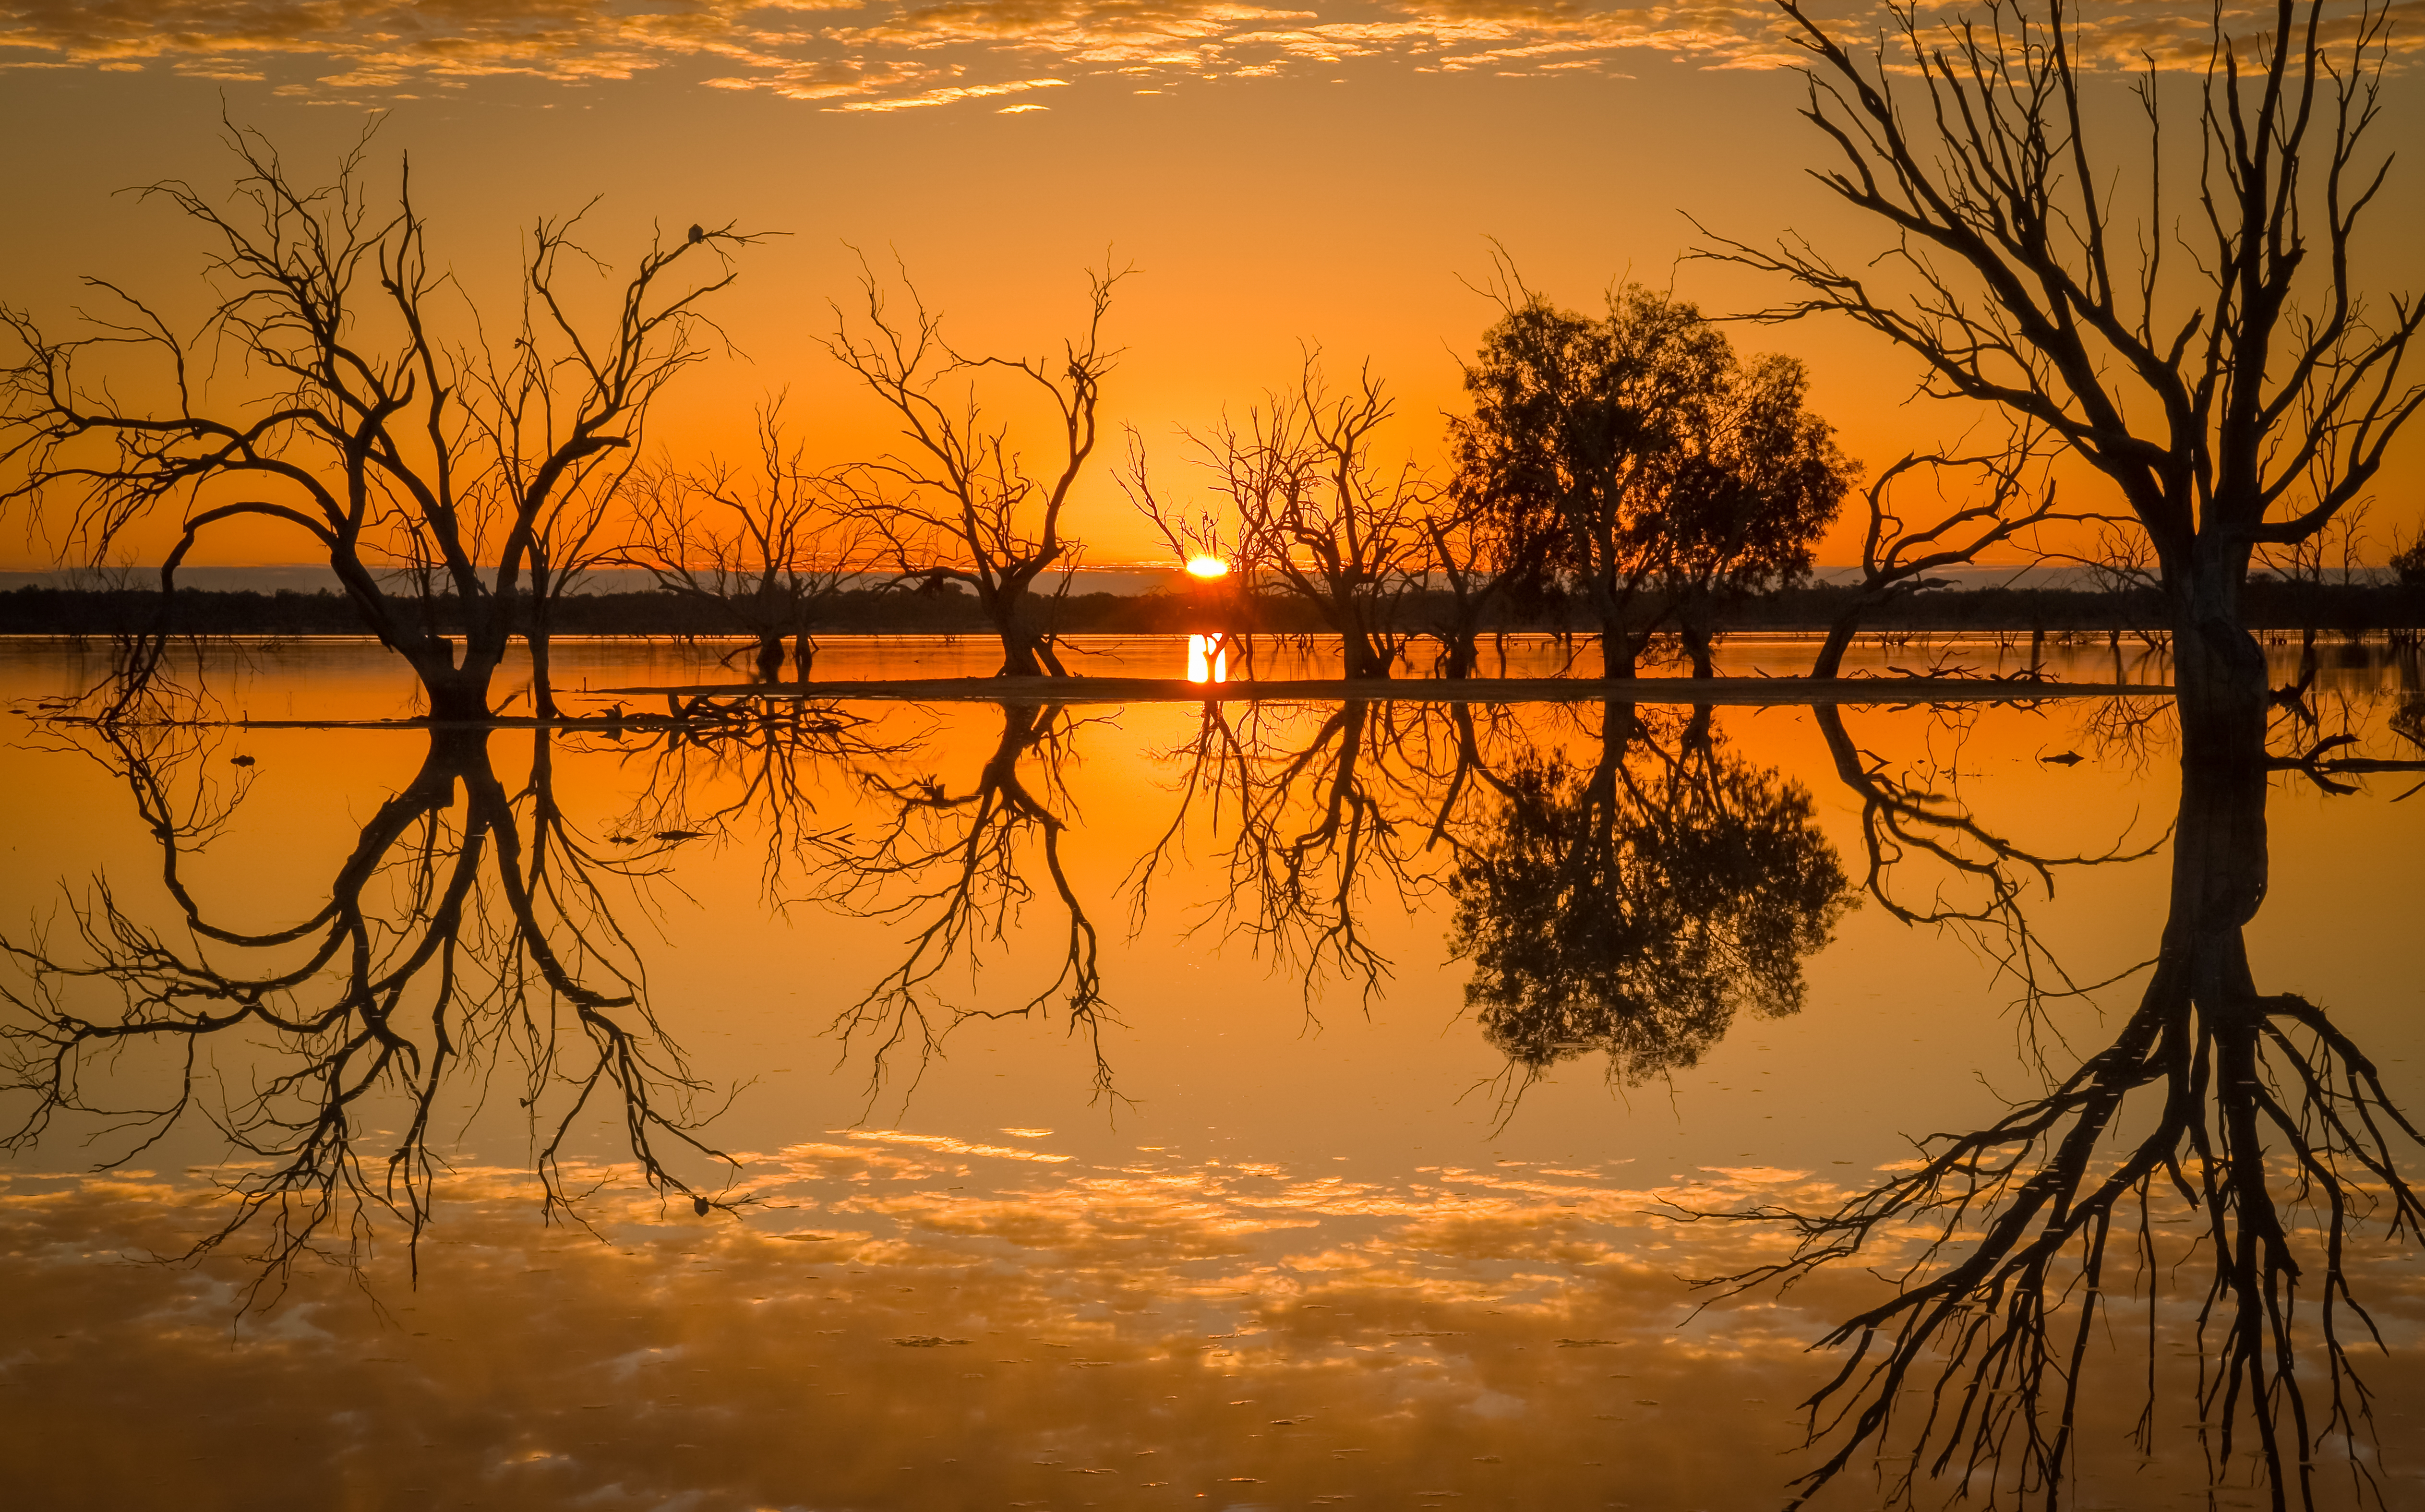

{"left": 1447, "top": 704, "right": 1852, "bottom": 1097}
{"left": 0, "top": 726, "right": 735, "bottom": 1306}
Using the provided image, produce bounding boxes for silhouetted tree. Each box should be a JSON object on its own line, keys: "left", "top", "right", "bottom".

{"left": 828, "top": 260, "right": 1124, "bottom": 677}
{"left": 1130, "top": 356, "right": 1429, "bottom": 679}
{"left": 0, "top": 120, "right": 753, "bottom": 721}
{"left": 616, "top": 397, "right": 876, "bottom": 683}
{"left": 1811, "top": 424, "right": 2078, "bottom": 678}
{"left": 1454, "top": 275, "right": 1848, "bottom": 676}
{"left": 1700, "top": 0, "right": 2425, "bottom": 766}
{"left": 1653, "top": 349, "right": 1855, "bottom": 674}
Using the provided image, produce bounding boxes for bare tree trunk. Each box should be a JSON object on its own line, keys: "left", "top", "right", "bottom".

{"left": 2170, "top": 549, "right": 2269, "bottom": 773}
{"left": 1810, "top": 614, "right": 1863, "bottom": 680}
{"left": 1343, "top": 630, "right": 1393, "bottom": 680}
{"left": 1679, "top": 618, "right": 1717, "bottom": 679}
{"left": 1599, "top": 620, "right": 1637, "bottom": 680}
{"left": 529, "top": 631, "right": 559, "bottom": 719}
{"left": 1442, "top": 633, "right": 1479, "bottom": 680}
{"left": 752, "top": 633, "right": 784, "bottom": 682}
{"left": 416, "top": 652, "right": 494, "bottom": 723}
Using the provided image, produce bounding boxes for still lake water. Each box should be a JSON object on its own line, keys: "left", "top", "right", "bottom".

{"left": 2, "top": 635, "right": 2421, "bottom": 1511}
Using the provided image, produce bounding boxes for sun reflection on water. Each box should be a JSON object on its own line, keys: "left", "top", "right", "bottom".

{"left": 1186, "top": 633, "right": 1229, "bottom": 683}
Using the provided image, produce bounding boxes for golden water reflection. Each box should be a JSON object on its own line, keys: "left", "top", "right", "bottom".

{"left": 1187, "top": 633, "right": 1231, "bottom": 683}
{"left": 10, "top": 1136, "right": 2415, "bottom": 1511}
{"left": 3, "top": 642, "right": 2424, "bottom": 1509}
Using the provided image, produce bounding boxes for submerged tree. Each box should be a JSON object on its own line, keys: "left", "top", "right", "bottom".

{"left": 616, "top": 397, "right": 876, "bottom": 684}
{"left": 1653, "top": 350, "right": 1854, "bottom": 675}
{"left": 0, "top": 120, "right": 752, "bottom": 721}
{"left": 829, "top": 260, "right": 1124, "bottom": 677}
{"left": 1701, "top": 0, "right": 2425, "bottom": 763}
{"left": 1454, "top": 276, "right": 1849, "bottom": 676}
{"left": 1132, "top": 356, "right": 1430, "bottom": 680}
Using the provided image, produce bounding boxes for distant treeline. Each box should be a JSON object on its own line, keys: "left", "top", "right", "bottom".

{"left": 9, "top": 577, "right": 2424, "bottom": 643}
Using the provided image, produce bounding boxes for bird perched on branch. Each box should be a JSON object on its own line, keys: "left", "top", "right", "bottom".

{"left": 688, "top": 223, "right": 706, "bottom": 244}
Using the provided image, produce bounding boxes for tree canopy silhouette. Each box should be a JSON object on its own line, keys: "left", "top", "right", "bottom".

{"left": 1453, "top": 278, "right": 1852, "bottom": 676}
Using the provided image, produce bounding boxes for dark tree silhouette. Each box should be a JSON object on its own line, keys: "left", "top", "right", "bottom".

{"left": 828, "top": 260, "right": 1124, "bottom": 678}
{"left": 1128, "top": 355, "right": 1429, "bottom": 680}
{"left": 1700, "top": 0, "right": 2425, "bottom": 765}
{"left": 0, "top": 120, "right": 753, "bottom": 722}
{"left": 1447, "top": 703, "right": 1852, "bottom": 1095}
{"left": 1453, "top": 275, "right": 1850, "bottom": 676}
{"left": 615, "top": 397, "right": 876, "bottom": 684}
{"left": 1653, "top": 348, "right": 1855, "bottom": 675}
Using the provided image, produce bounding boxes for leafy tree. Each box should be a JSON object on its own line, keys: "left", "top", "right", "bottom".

{"left": 1654, "top": 349, "right": 1854, "bottom": 674}
{"left": 1453, "top": 280, "right": 1849, "bottom": 676}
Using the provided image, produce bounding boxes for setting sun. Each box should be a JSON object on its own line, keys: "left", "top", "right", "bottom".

{"left": 1184, "top": 556, "right": 1229, "bottom": 579}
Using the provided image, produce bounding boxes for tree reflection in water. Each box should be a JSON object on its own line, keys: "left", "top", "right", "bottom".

{"left": 3, "top": 684, "right": 2420, "bottom": 1510}
{"left": 1688, "top": 723, "right": 2425, "bottom": 1512}
{"left": 1446, "top": 702, "right": 1851, "bottom": 1092}
{"left": 816, "top": 700, "right": 1114, "bottom": 1100}
{"left": 1132, "top": 697, "right": 1480, "bottom": 1007}
{"left": 0, "top": 725, "right": 736, "bottom": 1305}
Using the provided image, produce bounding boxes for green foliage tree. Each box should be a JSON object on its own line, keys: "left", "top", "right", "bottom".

{"left": 1453, "top": 279, "right": 1850, "bottom": 676}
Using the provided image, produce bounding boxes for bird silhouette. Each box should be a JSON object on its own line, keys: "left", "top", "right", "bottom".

{"left": 687, "top": 223, "right": 706, "bottom": 245}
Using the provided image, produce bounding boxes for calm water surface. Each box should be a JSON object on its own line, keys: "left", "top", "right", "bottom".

{"left": 2, "top": 636, "right": 2421, "bottom": 1511}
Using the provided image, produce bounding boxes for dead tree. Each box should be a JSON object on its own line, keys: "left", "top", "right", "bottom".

{"left": 0, "top": 119, "right": 753, "bottom": 722}
{"left": 615, "top": 397, "right": 876, "bottom": 684}
{"left": 1809, "top": 423, "right": 2082, "bottom": 678}
{"left": 1136, "top": 356, "right": 1429, "bottom": 680}
{"left": 1700, "top": 0, "right": 2425, "bottom": 768}
{"left": 827, "top": 259, "right": 1125, "bottom": 677}
{"left": 1121, "top": 430, "right": 1268, "bottom": 679}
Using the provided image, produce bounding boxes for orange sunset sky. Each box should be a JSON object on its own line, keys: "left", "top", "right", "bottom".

{"left": 1, "top": 0, "right": 2419, "bottom": 572}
